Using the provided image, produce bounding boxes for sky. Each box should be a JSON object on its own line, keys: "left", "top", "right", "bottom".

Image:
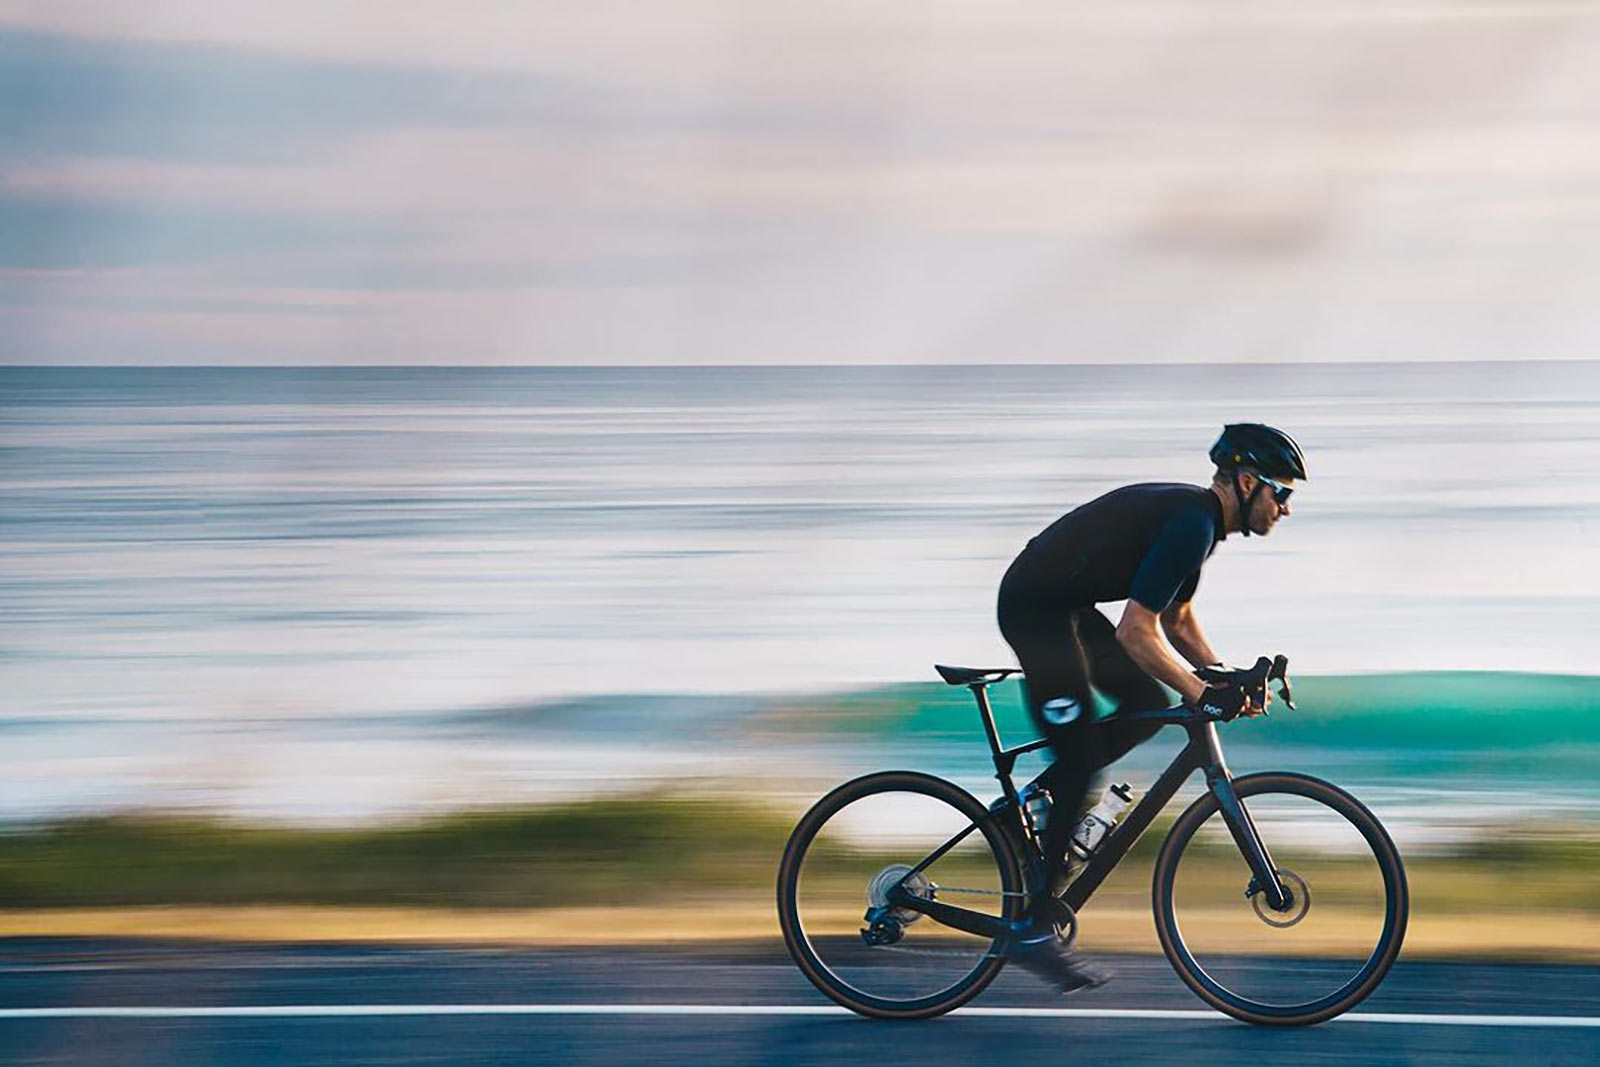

{"left": 5, "top": 1, "right": 1600, "bottom": 365}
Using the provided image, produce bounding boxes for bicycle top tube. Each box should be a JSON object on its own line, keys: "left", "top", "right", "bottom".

{"left": 935, "top": 653, "right": 1293, "bottom": 726}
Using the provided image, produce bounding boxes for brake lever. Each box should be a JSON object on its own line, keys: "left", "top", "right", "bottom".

{"left": 1269, "top": 653, "right": 1296, "bottom": 711}
{"left": 1241, "top": 656, "right": 1272, "bottom": 718}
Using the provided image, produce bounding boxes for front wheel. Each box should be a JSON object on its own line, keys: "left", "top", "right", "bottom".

{"left": 1152, "top": 772, "right": 1409, "bottom": 1026}
{"left": 777, "top": 771, "right": 1025, "bottom": 1019}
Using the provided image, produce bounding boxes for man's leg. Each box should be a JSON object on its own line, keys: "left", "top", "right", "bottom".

{"left": 997, "top": 607, "right": 1100, "bottom": 911}
{"left": 1074, "top": 607, "right": 1167, "bottom": 769}
{"left": 996, "top": 606, "right": 1115, "bottom": 993}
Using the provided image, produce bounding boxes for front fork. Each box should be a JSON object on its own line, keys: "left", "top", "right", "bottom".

{"left": 1208, "top": 771, "right": 1293, "bottom": 912}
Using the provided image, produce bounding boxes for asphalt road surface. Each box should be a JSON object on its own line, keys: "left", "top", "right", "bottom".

{"left": 1, "top": 939, "right": 1595, "bottom": 1066}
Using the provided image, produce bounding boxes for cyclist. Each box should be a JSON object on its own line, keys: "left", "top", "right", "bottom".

{"left": 996, "top": 423, "right": 1306, "bottom": 992}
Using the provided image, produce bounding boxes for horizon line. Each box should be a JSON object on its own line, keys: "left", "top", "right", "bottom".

{"left": 5, "top": 357, "right": 1598, "bottom": 370}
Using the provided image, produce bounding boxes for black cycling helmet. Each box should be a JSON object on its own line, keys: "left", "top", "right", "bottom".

{"left": 1209, "top": 423, "right": 1308, "bottom": 481}
{"left": 1210, "top": 424, "right": 1306, "bottom": 538}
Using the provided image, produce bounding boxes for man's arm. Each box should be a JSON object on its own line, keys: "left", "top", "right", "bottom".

{"left": 1117, "top": 603, "right": 1265, "bottom": 715}
{"left": 1122, "top": 506, "right": 1260, "bottom": 710}
{"left": 1159, "top": 600, "right": 1220, "bottom": 670}
{"left": 1115, "top": 601, "right": 1209, "bottom": 706}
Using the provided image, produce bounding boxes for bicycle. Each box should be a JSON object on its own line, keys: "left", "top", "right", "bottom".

{"left": 776, "top": 655, "right": 1409, "bottom": 1026}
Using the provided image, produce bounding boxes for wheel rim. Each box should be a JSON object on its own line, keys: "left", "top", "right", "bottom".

{"left": 790, "top": 782, "right": 1016, "bottom": 1008}
{"left": 1161, "top": 781, "right": 1403, "bottom": 1017}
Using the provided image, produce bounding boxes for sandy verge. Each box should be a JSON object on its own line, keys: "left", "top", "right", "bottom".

{"left": 2, "top": 906, "right": 1598, "bottom": 962}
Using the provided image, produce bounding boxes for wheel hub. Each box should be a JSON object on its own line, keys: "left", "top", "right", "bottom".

{"left": 867, "top": 864, "right": 931, "bottom": 924}
{"left": 1250, "top": 868, "right": 1311, "bottom": 928}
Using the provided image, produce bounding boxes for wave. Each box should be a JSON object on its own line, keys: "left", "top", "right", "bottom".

{"left": 743, "top": 671, "right": 1600, "bottom": 752}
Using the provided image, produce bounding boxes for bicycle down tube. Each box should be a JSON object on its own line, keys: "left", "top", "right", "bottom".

{"left": 1062, "top": 716, "right": 1289, "bottom": 913}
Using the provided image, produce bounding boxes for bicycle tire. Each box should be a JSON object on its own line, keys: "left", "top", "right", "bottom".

{"left": 777, "top": 770, "right": 1025, "bottom": 1019}
{"left": 1152, "top": 772, "right": 1409, "bottom": 1026}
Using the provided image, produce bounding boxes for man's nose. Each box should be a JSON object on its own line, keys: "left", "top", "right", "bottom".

{"left": 1280, "top": 500, "right": 1292, "bottom": 517}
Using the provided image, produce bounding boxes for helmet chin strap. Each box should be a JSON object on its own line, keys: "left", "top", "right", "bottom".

{"left": 1233, "top": 471, "right": 1264, "bottom": 538}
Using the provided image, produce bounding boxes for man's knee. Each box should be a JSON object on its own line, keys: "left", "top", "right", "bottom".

{"left": 1104, "top": 674, "right": 1167, "bottom": 717}
{"left": 1038, "top": 695, "right": 1087, "bottom": 727}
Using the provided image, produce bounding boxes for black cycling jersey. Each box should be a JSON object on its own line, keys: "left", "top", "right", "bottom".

{"left": 1000, "top": 482, "right": 1226, "bottom": 616}
{"left": 995, "top": 482, "right": 1228, "bottom": 923}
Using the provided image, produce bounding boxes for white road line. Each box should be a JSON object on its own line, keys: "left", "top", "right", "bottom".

{"left": 0, "top": 1005, "right": 1597, "bottom": 1028}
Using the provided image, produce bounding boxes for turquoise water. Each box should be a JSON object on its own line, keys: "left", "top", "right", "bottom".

{"left": 3, "top": 364, "right": 1599, "bottom": 825}
{"left": 771, "top": 672, "right": 1600, "bottom": 754}
{"left": 755, "top": 671, "right": 1600, "bottom": 787}
{"left": 754, "top": 672, "right": 1600, "bottom": 847}
{"left": 2, "top": 672, "right": 1594, "bottom": 836}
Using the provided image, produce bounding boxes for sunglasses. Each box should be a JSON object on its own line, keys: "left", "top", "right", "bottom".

{"left": 1256, "top": 474, "right": 1295, "bottom": 505}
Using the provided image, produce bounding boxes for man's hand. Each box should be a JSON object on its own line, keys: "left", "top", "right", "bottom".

{"left": 1191, "top": 684, "right": 1246, "bottom": 720}
{"left": 1192, "top": 682, "right": 1270, "bottom": 720}
{"left": 1238, "top": 686, "right": 1271, "bottom": 718}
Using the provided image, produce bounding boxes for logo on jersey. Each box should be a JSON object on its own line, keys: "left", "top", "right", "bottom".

{"left": 1042, "top": 697, "right": 1081, "bottom": 725}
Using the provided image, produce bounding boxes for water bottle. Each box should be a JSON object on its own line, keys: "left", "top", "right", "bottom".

{"left": 1069, "top": 782, "right": 1136, "bottom": 859}
{"left": 1019, "top": 781, "right": 1052, "bottom": 838}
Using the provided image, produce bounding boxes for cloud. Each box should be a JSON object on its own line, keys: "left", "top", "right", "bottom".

{"left": 6, "top": 5, "right": 1600, "bottom": 364}
{"left": 0, "top": 26, "right": 571, "bottom": 165}
{"left": 0, "top": 189, "right": 411, "bottom": 270}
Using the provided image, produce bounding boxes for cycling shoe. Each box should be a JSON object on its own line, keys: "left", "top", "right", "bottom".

{"left": 1007, "top": 934, "right": 1111, "bottom": 995}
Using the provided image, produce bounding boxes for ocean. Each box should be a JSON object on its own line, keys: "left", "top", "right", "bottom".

{"left": 3, "top": 363, "right": 1598, "bottom": 833}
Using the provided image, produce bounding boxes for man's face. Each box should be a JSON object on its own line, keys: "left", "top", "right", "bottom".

{"left": 1245, "top": 473, "right": 1296, "bottom": 536}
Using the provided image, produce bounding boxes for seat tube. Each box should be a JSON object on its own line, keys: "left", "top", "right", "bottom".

{"left": 972, "top": 684, "right": 1004, "bottom": 761}
{"left": 972, "top": 685, "right": 1022, "bottom": 807}
{"left": 1201, "top": 723, "right": 1291, "bottom": 911}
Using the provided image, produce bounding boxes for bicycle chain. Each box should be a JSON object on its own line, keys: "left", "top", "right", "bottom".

{"left": 865, "top": 882, "right": 1022, "bottom": 959}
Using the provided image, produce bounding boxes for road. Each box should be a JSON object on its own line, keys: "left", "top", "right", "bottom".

{"left": 1, "top": 939, "right": 1595, "bottom": 1066}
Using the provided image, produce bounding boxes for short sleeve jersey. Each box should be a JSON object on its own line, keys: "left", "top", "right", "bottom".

{"left": 1003, "top": 483, "right": 1226, "bottom": 614}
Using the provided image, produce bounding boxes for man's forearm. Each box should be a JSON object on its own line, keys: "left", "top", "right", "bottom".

{"left": 1165, "top": 620, "right": 1219, "bottom": 670}
{"left": 1117, "top": 622, "right": 1208, "bottom": 705}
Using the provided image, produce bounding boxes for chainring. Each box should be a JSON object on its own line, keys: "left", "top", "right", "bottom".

{"left": 1041, "top": 895, "right": 1081, "bottom": 951}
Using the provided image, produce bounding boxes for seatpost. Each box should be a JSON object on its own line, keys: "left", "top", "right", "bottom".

{"left": 971, "top": 683, "right": 1005, "bottom": 762}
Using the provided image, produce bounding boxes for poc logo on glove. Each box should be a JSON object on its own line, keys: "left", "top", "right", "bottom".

{"left": 1197, "top": 687, "right": 1245, "bottom": 719}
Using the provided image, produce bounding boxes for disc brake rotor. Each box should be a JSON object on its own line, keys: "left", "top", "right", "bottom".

{"left": 1251, "top": 868, "right": 1311, "bottom": 928}
{"left": 867, "top": 864, "right": 932, "bottom": 924}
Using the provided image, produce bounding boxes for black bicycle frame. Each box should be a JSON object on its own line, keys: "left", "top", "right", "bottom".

{"left": 886, "top": 683, "right": 1291, "bottom": 942}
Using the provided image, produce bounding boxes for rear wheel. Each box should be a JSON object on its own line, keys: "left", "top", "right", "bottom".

{"left": 777, "top": 771, "right": 1025, "bottom": 1019}
{"left": 1152, "top": 772, "right": 1408, "bottom": 1026}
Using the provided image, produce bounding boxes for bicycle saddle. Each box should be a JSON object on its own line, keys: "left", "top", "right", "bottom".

{"left": 934, "top": 664, "right": 1024, "bottom": 687}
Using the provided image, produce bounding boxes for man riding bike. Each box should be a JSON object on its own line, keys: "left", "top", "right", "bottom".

{"left": 995, "top": 423, "right": 1307, "bottom": 992}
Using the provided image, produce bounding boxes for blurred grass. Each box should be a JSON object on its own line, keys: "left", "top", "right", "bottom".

{"left": 0, "top": 793, "right": 1595, "bottom": 921}
{"left": 0, "top": 794, "right": 789, "bottom": 909}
